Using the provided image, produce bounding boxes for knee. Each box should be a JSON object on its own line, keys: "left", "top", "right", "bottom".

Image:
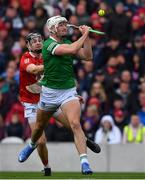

{"left": 35, "top": 122, "right": 45, "bottom": 131}
{"left": 70, "top": 120, "right": 81, "bottom": 131}
{"left": 38, "top": 137, "right": 46, "bottom": 147}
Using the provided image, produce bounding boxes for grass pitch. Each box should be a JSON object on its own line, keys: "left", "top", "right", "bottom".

{"left": 0, "top": 172, "right": 145, "bottom": 179}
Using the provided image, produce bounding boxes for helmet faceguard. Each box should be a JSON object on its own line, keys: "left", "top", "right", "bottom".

{"left": 26, "top": 33, "right": 43, "bottom": 54}
{"left": 46, "top": 16, "right": 68, "bottom": 34}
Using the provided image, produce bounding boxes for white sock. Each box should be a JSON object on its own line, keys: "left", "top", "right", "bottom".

{"left": 44, "top": 165, "right": 49, "bottom": 169}
{"left": 80, "top": 154, "right": 89, "bottom": 165}
{"left": 29, "top": 140, "right": 37, "bottom": 148}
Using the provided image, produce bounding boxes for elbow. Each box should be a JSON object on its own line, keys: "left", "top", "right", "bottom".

{"left": 71, "top": 48, "right": 78, "bottom": 55}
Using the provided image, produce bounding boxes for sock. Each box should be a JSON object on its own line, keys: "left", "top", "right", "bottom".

{"left": 80, "top": 154, "right": 89, "bottom": 165}
{"left": 42, "top": 160, "right": 49, "bottom": 169}
{"left": 29, "top": 140, "right": 37, "bottom": 148}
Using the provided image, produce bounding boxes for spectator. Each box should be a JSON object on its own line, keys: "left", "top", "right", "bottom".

{"left": 19, "top": 0, "right": 33, "bottom": 16}
{"left": 0, "top": 19, "right": 13, "bottom": 52}
{"left": 34, "top": 6, "right": 48, "bottom": 34}
{"left": 116, "top": 53, "right": 127, "bottom": 72}
{"left": 106, "top": 2, "right": 131, "bottom": 44}
{"left": 0, "top": 77, "right": 14, "bottom": 120}
{"left": 140, "top": 81, "right": 145, "bottom": 93}
{"left": 45, "top": 117, "right": 73, "bottom": 141}
{"left": 94, "top": 115, "right": 122, "bottom": 144}
{"left": 125, "top": 0, "right": 139, "bottom": 13}
{"left": 5, "top": 96, "right": 25, "bottom": 126}
{"left": 114, "top": 109, "right": 128, "bottom": 133}
{"left": 132, "top": 36, "right": 145, "bottom": 59}
{"left": 58, "top": 0, "right": 75, "bottom": 17}
{"left": 24, "top": 16, "right": 36, "bottom": 32}
{"left": 123, "top": 114, "right": 145, "bottom": 143}
{"left": 104, "top": 56, "right": 120, "bottom": 93}
{"left": 111, "top": 96, "right": 128, "bottom": 133}
{"left": 87, "top": 81, "right": 107, "bottom": 112}
{"left": 83, "top": 104, "right": 100, "bottom": 140}
{"left": 115, "top": 81, "right": 131, "bottom": 106}
{"left": 3, "top": 6, "right": 23, "bottom": 38}
{"left": 130, "top": 15, "right": 143, "bottom": 42}
{"left": 82, "top": 61, "right": 94, "bottom": 92}
{"left": 102, "top": 38, "right": 123, "bottom": 68}
{"left": 75, "top": 3, "right": 89, "bottom": 25}
{"left": 5, "top": 113, "right": 24, "bottom": 138}
{"left": 137, "top": 92, "right": 145, "bottom": 125}
{"left": 3, "top": 67, "right": 19, "bottom": 101}
{"left": 93, "top": 69, "right": 106, "bottom": 86}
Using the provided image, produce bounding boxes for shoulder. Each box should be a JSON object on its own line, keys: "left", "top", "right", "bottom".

{"left": 43, "top": 38, "right": 59, "bottom": 54}
{"left": 20, "top": 52, "right": 34, "bottom": 70}
{"left": 43, "top": 38, "right": 56, "bottom": 47}
{"left": 96, "top": 128, "right": 102, "bottom": 135}
{"left": 21, "top": 52, "right": 33, "bottom": 62}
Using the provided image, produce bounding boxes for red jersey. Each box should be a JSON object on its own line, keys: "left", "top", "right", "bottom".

{"left": 19, "top": 52, "right": 43, "bottom": 103}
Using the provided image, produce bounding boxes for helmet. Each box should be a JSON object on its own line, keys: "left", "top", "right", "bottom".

{"left": 25, "top": 33, "right": 42, "bottom": 54}
{"left": 26, "top": 32, "right": 42, "bottom": 44}
{"left": 46, "top": 15, "right": 68, "bottom": 33}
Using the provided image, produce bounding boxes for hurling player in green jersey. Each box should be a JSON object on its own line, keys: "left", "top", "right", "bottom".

{"left": 18, "top": 15, "right": 94, "bottom": 175}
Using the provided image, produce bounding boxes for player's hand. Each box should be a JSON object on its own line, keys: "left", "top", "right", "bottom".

{"left": 79, "top": 25, "right": 90, "bottom": 36}
{"left": 77, "top": 95, "right": 85, "bottom": 104}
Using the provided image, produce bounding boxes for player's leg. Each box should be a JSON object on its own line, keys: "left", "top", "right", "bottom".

{"left": 61, "top": 99, "right": 93, "bottom": 174}
{"left": 30, "top": 122, "right": 51, "bottom": 176}
{"left": 18, "top": 85, "right": 59, "bottom": 162}
{"left": 30, "top": 108, "right": 52, "bottom": 143}
{"left": 54, "top": 109, "right": 101, "bottom": 153}
{"left": 61, "top": 100, "right": 86, "bottom": 154}
{"left": 18, "top": 107, "right": 53, "bottom": 162}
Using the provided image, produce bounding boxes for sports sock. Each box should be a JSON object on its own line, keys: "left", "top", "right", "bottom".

{"left": 29, "top": 140, "right": 37, "bottom": 148}
{"left": 80, "top": 154, "right": 89, "bottom": 165}
{"left": 42, "top": 160, "right": 49, "bottom": 169}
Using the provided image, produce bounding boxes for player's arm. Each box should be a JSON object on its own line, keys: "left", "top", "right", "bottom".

{"left": 26, "top": 64, "right": 44, "bottom": 75}
{"left": 53, "top": 26, "right": 90, "bottom": 55}
{"left": 76, "top": 36, "right": 93, "bottom": 61}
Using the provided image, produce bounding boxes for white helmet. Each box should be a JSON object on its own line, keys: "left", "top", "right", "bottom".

{"left": 46, "top": 15, "right": 68, "bottom": 33}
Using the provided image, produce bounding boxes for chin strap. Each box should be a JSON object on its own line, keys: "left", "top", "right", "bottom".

{"left": 31, "top": 49, "right": 42, "bottom": 54}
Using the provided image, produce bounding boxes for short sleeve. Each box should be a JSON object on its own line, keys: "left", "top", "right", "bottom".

{"left": 46, "top": 41, "right": 60, "bottom": 55}
{"left": 21, "top": 57, "right": 33, "bottom": 71}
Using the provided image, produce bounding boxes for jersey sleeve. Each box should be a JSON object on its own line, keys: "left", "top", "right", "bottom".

{"left": 21, "top": 56, "right": 33, "bottom": 71}
{"left": 46, "top": 41, "right": 60, "bottom": 55}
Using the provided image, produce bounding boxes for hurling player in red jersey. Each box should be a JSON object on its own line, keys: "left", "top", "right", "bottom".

{"left": 19, "top": 33, "right": 51, "bottom": 176}
{"left": 19, "top": 33, "right": 100, "bottom": 175}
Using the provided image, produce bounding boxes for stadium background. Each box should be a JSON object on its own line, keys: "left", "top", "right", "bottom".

{"left": 0, "top": 0, "right": 145, "bottom": 177}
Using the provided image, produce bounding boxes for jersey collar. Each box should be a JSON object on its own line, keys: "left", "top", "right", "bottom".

{"left": 29, "top": 52, "right": 36, "bottom": 58}
{"left": 49, "top": 36, "right": 58, "bottom": 42}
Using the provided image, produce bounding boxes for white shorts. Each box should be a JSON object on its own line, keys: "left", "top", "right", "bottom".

{"left": 38, "top": 86, "right": 78, "bottom": 112}
{"left": 23, "top": 102, "right": 62, "bottom": 124}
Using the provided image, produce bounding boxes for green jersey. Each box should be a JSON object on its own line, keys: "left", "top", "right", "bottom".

{"left": 41, "top": 37, "right": 75, "bottom": 89}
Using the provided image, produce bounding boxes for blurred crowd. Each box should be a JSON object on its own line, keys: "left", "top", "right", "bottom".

{"left": 1, "top": 0, "right": 145, "bottom": 144}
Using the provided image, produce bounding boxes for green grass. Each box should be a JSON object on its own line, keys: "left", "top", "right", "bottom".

{"left": 0, "top": 172, "right": 145, "bottom": 179}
